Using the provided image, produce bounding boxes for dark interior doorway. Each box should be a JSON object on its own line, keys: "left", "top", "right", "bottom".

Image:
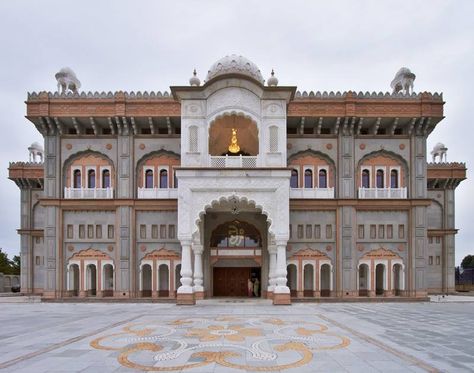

{"left": 213, "top": 267, "right": 261, "bottom": 297}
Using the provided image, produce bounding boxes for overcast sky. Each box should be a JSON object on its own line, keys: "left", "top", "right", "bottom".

{"left": 0, "top": 1, "right": 472, "bottom": 265}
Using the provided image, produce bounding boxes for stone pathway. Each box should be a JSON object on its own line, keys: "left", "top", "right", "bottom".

{"left": 0, "top": 302, "right": 472, "bottom": 372}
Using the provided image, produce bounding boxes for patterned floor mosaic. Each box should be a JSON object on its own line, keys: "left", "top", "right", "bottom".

{"left": 90, "top": 315, "right": 350, "bottom": 371}
{"left": 1, "top": 301, "right": 473, "bottom": 372}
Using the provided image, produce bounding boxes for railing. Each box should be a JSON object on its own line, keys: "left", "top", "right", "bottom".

{"left": 137, "top": 188, "right": 178, "bottom": 199}
{"left": 358, "top": 187, "right": 407, "bottom": 199}
{"left": 209, "top": 155, "right": 258, "bottom": 168}
{"left": 290, "top": 188, "right": 335, "bottom": 199}
{"left": 64, "top": 187, "right": 114, "bottom": 199}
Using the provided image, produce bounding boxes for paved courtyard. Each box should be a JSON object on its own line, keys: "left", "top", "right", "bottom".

{"left": 0, "top": 299, "right": 473, "bottom": 372}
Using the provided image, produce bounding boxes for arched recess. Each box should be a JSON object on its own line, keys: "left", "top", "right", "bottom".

{"left": 427, "top": 200, "right": 443, "bottom": 229}
{"left": 357, "top": 150, "right": 409, "bottom": 189}
{"left": 303, "top": 264, "right": 314, "bottom": 297}
{"left": 359, "top": 248, "right": 403, "bottom": 297}
{"left": 287, "top": 150, "right": 336, "bottom": 188}
{"left": 136, "top": 150, "right": 180, "bottom": 189}
{"left": 63, "top": 150, "right": 115, "bottom": 190}
{"left": 286, "top": 264, "right": 297, "bottom": 297}
{"left": 208, "top": 113, "right": 259, "bottom": 156}
{"left": 358, "top": 263, "right": 369, "bottom": 296}
{"left": 67, "top": 248, "right": 113, "bottom": 298}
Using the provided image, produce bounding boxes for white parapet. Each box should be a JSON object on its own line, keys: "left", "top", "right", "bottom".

{"left": 358, "top": 187, "right": 407, "bottom": 199}
{"left": 209, "top": 155, "right": 258, "bottom": 168}
{"left": 289, "top": 187, "right": 335, "bottom": 199}
{"left": 64, "top": 187, "right": 114, "bottom": 199}
{"left": 137, "top": 188, "right": 178, "bottom": 199}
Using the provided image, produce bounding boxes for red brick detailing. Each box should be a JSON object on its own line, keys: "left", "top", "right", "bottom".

{"left": 357, "top": 154, "right": 405, "bottom": 188}
{"left": 106, "top": 143, "right": 112, "bottom": 150}
{"left": 176, "top": 293, "right": 195, "bottom": 305}
{"left": 273, "top": 293, "right": 291, "bottom": 305}
{"left": 362, "top": 248, "right": 401, "bottom": 260}
{"left": 289, "top": 154, "right": 335, "bottom": 188}
{"left": 66, "top": 153, "right": 115, "bottom": 188}
{"left": 138, "top": 154, "right": 180, "bottom": 188}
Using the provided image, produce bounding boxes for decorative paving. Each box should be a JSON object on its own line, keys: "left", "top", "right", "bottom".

{"left": 0, "top": 301, "right": 473, "bottom": 372}
{"left": 89, "top": 315, "right": 350, "bottom": 371}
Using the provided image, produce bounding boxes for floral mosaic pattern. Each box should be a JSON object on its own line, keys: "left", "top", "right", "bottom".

{"left": 90, "top": 315, "right": 350, "bottom": 371}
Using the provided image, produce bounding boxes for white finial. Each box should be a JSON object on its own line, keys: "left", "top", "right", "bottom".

{"left": 267, "top": 69, "right": 278, "bottom": 87}
{"left": 189, "top": 69, "right": 201, "bottom": 86}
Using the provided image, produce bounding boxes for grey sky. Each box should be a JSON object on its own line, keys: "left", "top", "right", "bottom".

{"left": 0, "top": 0, "right": 472, "bottom": 264}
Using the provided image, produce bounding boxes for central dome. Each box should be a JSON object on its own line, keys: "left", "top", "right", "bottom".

{"left": 206, "top": 55, "right": 264, "bottom": 85}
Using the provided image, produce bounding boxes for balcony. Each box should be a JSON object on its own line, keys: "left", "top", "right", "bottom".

{"left": 210, "top": 155, "right": 258, "bottom": 168}
{"left": 137, "top": 187, "right": 178, "bottom": 199}
{"left": 358, "top": 187, "right": 407, "bottom": 199}
{"left": 290, "top": 187, "right": 334, "bottom": 199}
{"left": 64, "top": 187, "right": 114, "bottom": 199}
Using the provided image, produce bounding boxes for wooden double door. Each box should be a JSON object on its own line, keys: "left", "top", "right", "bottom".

{"left": 213, "top": 267, "right": 256, "bottom": 297}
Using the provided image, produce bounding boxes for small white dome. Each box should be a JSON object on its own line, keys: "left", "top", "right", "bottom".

{"left": 189, "top": 69, "right": 201, "bottom": 86}
{"left": 267, "top": 69, "right": 278, "bottom": 87}
{"left": 29, "top": 142, "right": 43, "bottom": 150}
{"left": 206, "top": 55, "right": 264, "bottom": 85}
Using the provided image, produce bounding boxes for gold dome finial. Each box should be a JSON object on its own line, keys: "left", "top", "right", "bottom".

{"left": 228, "top": 128, "right": 240, "bottom": 154}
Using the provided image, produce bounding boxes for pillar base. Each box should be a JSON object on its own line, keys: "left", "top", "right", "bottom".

{"left": 96, "top": 290, "right": 103, "bottom": 298}
{"left": 79, "top": 290, "right": 87, "bottom": 298}
{"left": 177, "top": 293, "right": 195, "bottom": 305}
{"left": 273, "top": 293, "right": 291, "bottom": 305}
{"left": 194, "top": 291, "right": 204, "bottom": 300}
{"left": 266, "top": 291, "right": 273, "bottom": 300}
{"left": 152, "top": 291, "right": 159, "bottom": 299}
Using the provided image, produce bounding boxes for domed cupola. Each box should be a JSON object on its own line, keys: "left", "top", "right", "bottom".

{"left": 205, "top": 54, "right": 265, "bottom": 85}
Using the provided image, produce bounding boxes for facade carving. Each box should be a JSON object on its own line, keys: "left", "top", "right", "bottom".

{"left": 8, "top": 55, "right": 466, "bottom": 304}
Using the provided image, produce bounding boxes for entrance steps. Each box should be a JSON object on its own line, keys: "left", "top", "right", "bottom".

{"left": 197, "top": 297, "right": 272, "bottom": 306}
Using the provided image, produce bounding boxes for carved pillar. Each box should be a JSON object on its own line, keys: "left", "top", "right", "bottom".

{"left": 177, "top": 241, "right": 195, "bottom": 305}
{"left": 267, "top": 245, "right": 277, "bottom": 298}
{"left": 193, "top": 244, "right": 204, "bottom": 300}
{"left": 273, "top": 241, "right": 291, "bottom": 305}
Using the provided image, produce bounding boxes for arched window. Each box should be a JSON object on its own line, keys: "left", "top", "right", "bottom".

{"left": 304, "top": 169, "right": 313, "bottom": 188}
{"left": 390, "top": 169, "right": 398, "bottom": 188}
{"left": 362, "top": 169, "right": 370, "bottom": 188}
{"left": 376, "top": 169, "right": 384, "bottom": 188}
{"left": 160, "top": 170, "right": 168, "bottom": 188}
{"left": 290, "top": 169, "right": 298, "bottom": 188}
{"left": 145, "top": 169, "right": 153, "bottom": 188}
{"left": 102, "top": 169, "right": 110, "bottom": 188}
{"left": 318, "top": 169, "right": 327, "bottom": 188}
{"left": 73, "top": 169, "right": 81, "bottom": 188}
{"left": 87, "top": 169, "right": 96, "bottom": 188}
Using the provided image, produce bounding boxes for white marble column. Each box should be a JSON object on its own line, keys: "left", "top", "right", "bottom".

{"left": 177, "top": 241, "right": 194, "bottom": 294}
{"left": 193, "top": 244, "right": 204, "bottom": 294}
{"left": 267, "top": 245, "right": 277, "bottom": 294}
{"left": 274, "top": 241, "right": 290, "bottom": 294}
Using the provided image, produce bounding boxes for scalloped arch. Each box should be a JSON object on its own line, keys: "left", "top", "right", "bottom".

{"left": 357, "top": 149, "right": 409, "bottom": 177}
{"left": 288, "top": 149, "right": 336, "bottom": 168}
{"left": 193, "top": 193, "right": 273, "bottom": 237}
{"left": 135, "top": 149, "right": 180, "bottom": 168}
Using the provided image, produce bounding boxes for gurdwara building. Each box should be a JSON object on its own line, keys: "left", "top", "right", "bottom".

{"left": 8, "top": 55, "right": 466, "bottom": 304}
